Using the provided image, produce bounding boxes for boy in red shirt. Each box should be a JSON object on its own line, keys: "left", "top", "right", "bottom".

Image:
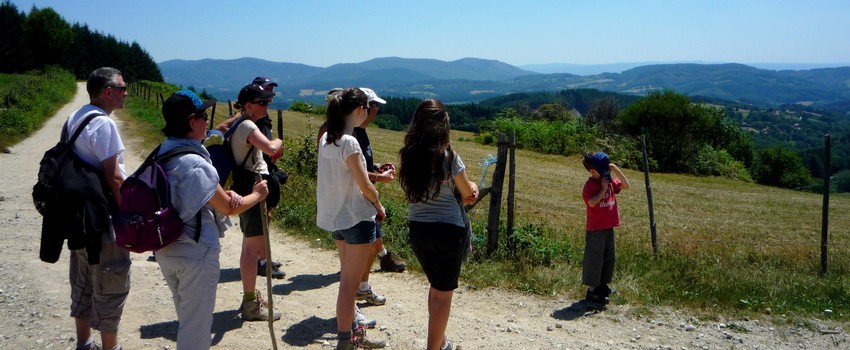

{"left": 581, "top": 151, "right": 630, "bottom": 305}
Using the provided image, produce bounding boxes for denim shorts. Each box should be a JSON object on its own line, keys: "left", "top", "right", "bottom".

{"left": 331, "top": 220, "right": 377, "bottom": 245}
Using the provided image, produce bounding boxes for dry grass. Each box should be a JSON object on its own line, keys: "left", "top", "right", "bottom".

{"left": 208, "top": 107, "right": 850, "bottom": 316}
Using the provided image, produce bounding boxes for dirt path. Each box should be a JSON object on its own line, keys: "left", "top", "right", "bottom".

{"left": 0, "top": 83, "right": 846, "bottom": 349}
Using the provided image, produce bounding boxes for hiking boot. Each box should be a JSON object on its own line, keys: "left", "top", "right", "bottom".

{"left": 257, "top": 261, "right": 286, "bottom": 279}
{"left": 351, "top": 323, "right": 387, "bottom": 348}
{"left": 356, "top": 287, "right": 387, "bottom": 306}
{"left": 355, "top": 336, "right": 387, "bottom": 348}
{"left": 240, "top": 291, "right": 282, "bottom": 321}
{"left": 378, "top": 250, "right": 407, "bottom": 272}
{"left": 336, "top": 339, "right": 355, "bottom": 350}
{"left": 355, "top": 306, "right": 377, "bottom": 328}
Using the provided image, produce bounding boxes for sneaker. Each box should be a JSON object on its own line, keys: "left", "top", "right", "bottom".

{"left": 146, "top": 254, "right": 156, "bottom": 262}
{"left": 585, "top": 288, "right": 609, "bottom": 305}
{"left": 355, "top": 307, "right": 377, "bottom": 328}
{"left": 599, "top": 284, "right": 617, "bottom": 298}
{"left": 75, "top": 342, "right": 102, "bottom": 350}
{"left": 240, "top": 291, "right": 282, "bottom": 321}
{"left": 378, "top": 250, "right": 407, "bottom": 272}
{"left": 440, "top": 339, "right": 455, "bottom": 350}
{"left": 257, "top": 261, "right": 286, "bottom": 279}
{"left": 356, "top": 287, "right": 387, "bottom": 306}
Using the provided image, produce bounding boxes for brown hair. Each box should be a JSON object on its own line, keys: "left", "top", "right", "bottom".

{"left": 399, "top": 99, "right": 453, "bottom": 203}
{"left": 324, "top": 88, "right": 367, "bottom": 146}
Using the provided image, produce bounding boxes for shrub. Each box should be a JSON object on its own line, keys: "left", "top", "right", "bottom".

{"left": 374, "top": 114, "right": 403, "bottom": 131}
{"left": 0, "top": 66, "right": 75, "bottom": 149}
{"left": 751, "top": 147, "right": 812, "bottom": 189}
{"left": 687, "top": 145, "right": 752, "bottom": 180}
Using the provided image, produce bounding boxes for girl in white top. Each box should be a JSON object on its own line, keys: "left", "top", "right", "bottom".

{"left": 317, "top": 88, "right": 386, "bottom": 350}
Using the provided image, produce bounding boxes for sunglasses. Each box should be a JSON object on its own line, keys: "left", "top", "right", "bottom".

{"left": 252, "top": 100, "right": 270, "bottom": 106}
{"left": 190, "top": 111, "right": 209, "bottom": 121}
{"left": 362, "top": 105, "right": 371, "bottom": 113}
{"left": 109, "top": 85, "right": 127, "bottom": 92}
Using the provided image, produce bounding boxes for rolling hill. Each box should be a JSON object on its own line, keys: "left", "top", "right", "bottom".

{"left": 158, "top": 57, "right": 850, "bottom": 112}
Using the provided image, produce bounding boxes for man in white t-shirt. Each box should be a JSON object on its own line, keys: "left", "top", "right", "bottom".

{"left": 64, "top": 67, "right": 131, "bottom": 350}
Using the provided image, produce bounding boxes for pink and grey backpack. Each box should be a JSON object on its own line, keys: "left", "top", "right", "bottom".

{"left": 114, "top": 145, "right": 202, "bottom": 253}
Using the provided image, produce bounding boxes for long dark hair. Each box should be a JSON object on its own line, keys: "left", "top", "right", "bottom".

{"left": 399, "top": 99, "right": 453, "bottom": 203}
{"left": 324, "top": 87, "right": 367, "bottom": 146}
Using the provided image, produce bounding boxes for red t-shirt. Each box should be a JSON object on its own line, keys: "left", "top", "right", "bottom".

{"left": 582, "top": 177, "right": 622, "bottom": 231}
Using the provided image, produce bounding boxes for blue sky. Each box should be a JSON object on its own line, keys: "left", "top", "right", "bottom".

{"left": 10, "top": 0, "right": 850, "bottom": 68}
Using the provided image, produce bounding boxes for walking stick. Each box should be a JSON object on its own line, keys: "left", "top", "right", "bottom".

{"left": 256, "top": 173, "right": 279, "bottom": 350}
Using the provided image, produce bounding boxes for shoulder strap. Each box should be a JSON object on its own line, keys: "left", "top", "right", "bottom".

{"left": 157, "top": 145, "right": 203, "bottom": 162}
{"left": 224, "top": 117, "right": 256, "bottom": 169}
{"left": 152, "top": 144, "right": 205, "bottom": 243}
{"left": 62, "top": 112, "right": 105, "bottom": 144}
{"left": 223, "top": 117, "right": 246, "bottom": 140}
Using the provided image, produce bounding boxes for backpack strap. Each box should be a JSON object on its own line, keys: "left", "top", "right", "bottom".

{"left": 62, "top": 112, "right": 105, "bottom": 145}
{"left": 154, "top": 145, "right": 206, "bottom": 243}
{"left": 223, "top": 117, "right": 245, "bottom": 140}
{"left": 225, "top": 117, "right": 257, "bottom": 169}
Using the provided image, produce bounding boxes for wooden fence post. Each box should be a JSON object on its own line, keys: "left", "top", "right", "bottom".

{"left": 486, "top": 133, "right": 509, "bottom": 256}
{"left": 277, "top": 109, "right": 283, "bottom": 139}
{"left": 821, "top": 134, "right": 831, "bottom": 275}
{"left": 506, "top": 131, "right": 517, "bottom": 256}
{"left": 641, "top": 133, "right": 659, "bottom": 259}
{"left": 209, "top": 103, "right": 217, "bottom": 130}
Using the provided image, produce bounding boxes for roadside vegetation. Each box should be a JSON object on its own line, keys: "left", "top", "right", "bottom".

{"left": 0, "top": 66, "right": 75, "bottom": 149}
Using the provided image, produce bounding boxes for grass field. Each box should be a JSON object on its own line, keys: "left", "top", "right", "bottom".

{"left": 122, "top": 97, "right": 850, "bottom": 320}
{"left": 0, "top": 69, "right": 76, "bottom": 149}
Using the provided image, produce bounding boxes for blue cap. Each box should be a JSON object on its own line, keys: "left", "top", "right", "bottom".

{"left": 587, "top": 151, "right": 611, "bottom": 178}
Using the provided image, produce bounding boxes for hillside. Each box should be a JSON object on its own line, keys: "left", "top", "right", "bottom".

{"left": 158, "top": 57, "right": 850, "bottom": 112}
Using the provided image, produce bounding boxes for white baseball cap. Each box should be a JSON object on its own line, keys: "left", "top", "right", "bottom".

{"left": 360, "top": 87, "right": 386, "bottom": 104}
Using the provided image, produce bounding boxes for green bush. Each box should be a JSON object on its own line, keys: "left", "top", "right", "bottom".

{"left": 374, "top": 114, "right": 403, "bottom": 131}
{"left": 478, "top": 114, "right": 603, "bottom": 157}
{"left": 0, "top": 66, "right": 75, "bottom": 149}
{"left": 751, "top": 147, "right": 812, "bottom": 189}
{"left": 687, "top": 145, "right": 753, "bottom": 180}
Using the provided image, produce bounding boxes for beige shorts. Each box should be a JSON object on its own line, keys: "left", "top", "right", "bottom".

{"left": 69, "top": 239, "right": 131, "bottom": 333}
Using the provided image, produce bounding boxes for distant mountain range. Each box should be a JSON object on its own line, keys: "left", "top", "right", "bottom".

{"left": 158, "top": 57, "right": 850, "bottom": 112}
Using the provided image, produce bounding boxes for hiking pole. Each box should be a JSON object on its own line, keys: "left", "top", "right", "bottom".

{"left": 255, "top": 173, "right": 279, "bottom": 350}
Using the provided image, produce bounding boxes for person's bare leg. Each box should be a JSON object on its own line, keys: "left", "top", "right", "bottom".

{"left": 334, "top": 239, "right": 346, "bottom": 271}
{"left": 100, "top": 331, "right": 118, "bottom": 349}
{"left": 426, "top": 287, "right": 454, "bottom": 350}
{"left": 337, "top": 243, "right": 373, "bottom": 332}
{"left": 360, "top": 239, "right": 382, "bottom": 283}
{"left": 240, "top": 236, "right": 265, "bottom": 293}
{"left": 75, "top": 318, "right": 91, "bottom": 348}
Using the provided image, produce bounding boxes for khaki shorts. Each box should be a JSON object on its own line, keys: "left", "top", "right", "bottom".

{"left": 239, "top": 204, "right": 265, "bottom": 237}
{"left": 69, "top": 239, "right": 131, "bottom": 333}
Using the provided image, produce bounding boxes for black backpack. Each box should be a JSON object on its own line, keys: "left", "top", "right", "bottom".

{"left": 33, "top": 112, "right": 104, "bottom": 216}
{"left": 206, "top": 117, "right": 252, "bottom": 187}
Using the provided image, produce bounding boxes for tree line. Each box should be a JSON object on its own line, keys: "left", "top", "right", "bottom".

{"left": 0, "top": 1, "right": 163, "bottom": 82}
{"left": 346, "top": 88, "right": 849, "bottom": 193}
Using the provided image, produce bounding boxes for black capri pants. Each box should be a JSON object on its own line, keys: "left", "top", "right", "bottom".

{"left": 408, "top": 221, "right": 467, "bottom": 291}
